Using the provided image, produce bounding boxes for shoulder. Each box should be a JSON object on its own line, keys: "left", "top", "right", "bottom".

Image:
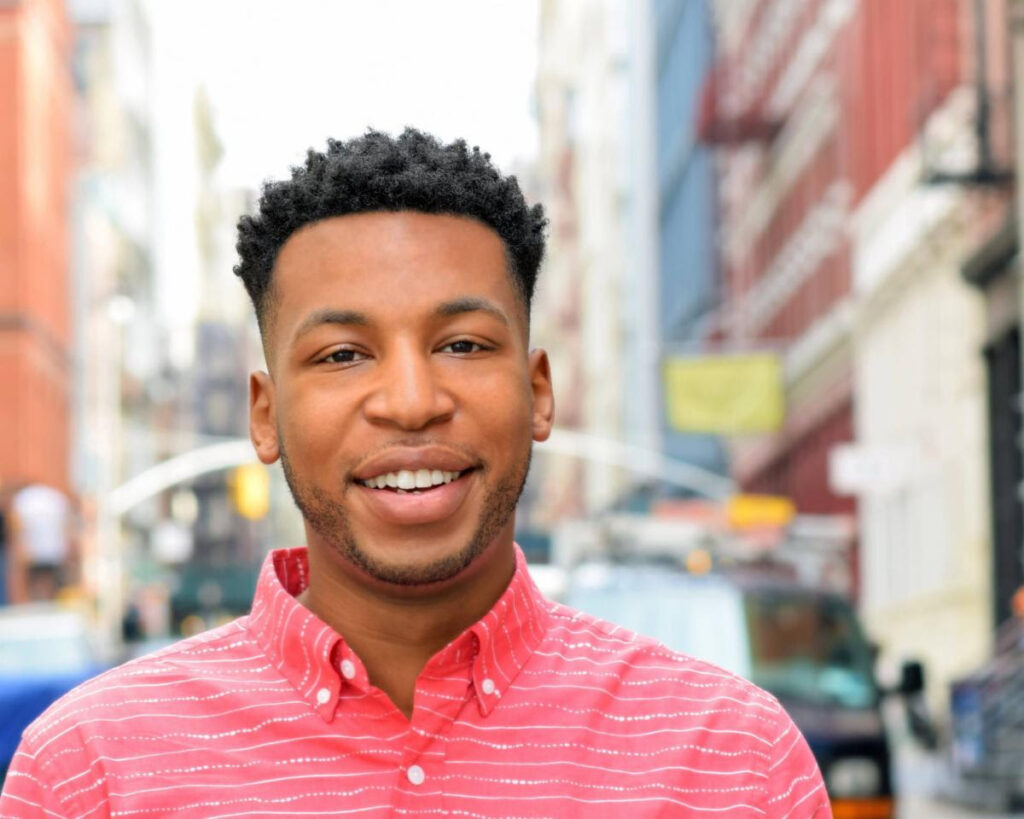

{"left": 542, "top": 601, "right": 769, "bottom": 687}
{"left": 21, "top": 618, "right": 261, "bottom": 749}
{"left": 2, "top": 621, "right": 264, "bottom": 815}
{"left": 531, "top": 603, "right": 829, "bottom": 811}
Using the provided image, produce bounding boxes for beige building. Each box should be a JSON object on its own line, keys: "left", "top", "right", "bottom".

{"left": 847, "top": 81, "right": 1011, "bottom": 713}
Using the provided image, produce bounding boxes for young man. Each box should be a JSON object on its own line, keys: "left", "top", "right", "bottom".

{"left": 0, "top": 129, "right": 831, "bottom": 817}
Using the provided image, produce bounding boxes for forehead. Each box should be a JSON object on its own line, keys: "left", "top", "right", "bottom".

{"left": 268, "top": 211, "right": 524, "bottom": 331}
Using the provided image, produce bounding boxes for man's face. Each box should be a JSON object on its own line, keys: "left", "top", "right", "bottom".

{"left": 249, "top": 211, "right": 554, "bottom": 590}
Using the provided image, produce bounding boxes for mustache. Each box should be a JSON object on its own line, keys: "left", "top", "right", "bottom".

{"left": 277, "top": 430, "right": 484, "bottom": 484}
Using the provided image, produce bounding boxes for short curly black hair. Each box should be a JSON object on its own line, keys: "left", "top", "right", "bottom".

{"left": 234, "top": 127, "right": 547, "bottom": 335}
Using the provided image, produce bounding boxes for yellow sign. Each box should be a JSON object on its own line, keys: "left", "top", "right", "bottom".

{"left": 726, "top": 494, "right": 795, "bottom": 530}
{"left": 663, "top": 353, "right": 784, "bottom": 434}
{"left": 229, "top": 463, "right": 270, "bottom": 520}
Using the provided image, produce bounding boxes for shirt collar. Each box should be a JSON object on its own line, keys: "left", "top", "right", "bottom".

{"left": 246, "top": 544, "right": 551, "bottom": 721}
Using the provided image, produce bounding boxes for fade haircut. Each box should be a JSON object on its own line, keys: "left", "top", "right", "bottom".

{"left": 234, "top": 127, "right": 547, "bottom": 335}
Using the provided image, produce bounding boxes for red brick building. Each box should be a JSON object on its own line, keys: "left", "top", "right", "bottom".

{"left": 706, "top": 0, "right": 968, "bottom": 516}
{"left": 0, "top": 0, "right": 72, "bottom": 491}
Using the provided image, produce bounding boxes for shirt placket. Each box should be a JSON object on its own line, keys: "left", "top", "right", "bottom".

{"left": 391, "top": 642, "right": 476, "bottom": 814}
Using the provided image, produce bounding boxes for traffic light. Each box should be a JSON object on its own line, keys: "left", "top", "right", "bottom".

{"left": 229, "top": 463, "right": 270, "bottom": 520}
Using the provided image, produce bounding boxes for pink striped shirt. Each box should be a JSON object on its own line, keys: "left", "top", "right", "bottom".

{"left": 1, "top": 546, "right": 831, "bottom": 817}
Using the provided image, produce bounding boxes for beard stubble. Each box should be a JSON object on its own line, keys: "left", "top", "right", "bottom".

{"left": 279, "top": 441, "right": 532, "bottom": 587}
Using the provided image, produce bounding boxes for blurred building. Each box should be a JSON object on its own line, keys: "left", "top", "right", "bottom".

{"left": 0, "top": 0, "right": 73, "bottom": 491}
{"left": 703, "top": 0, "right": 1013, "bottom": 712}
{"left": 653, "top": 0, "right": 727, "bottom": 481}
{"left": 70, "top": 0, "right": 156, "bottom": 489}
{"left": 977, "top": 0, "right": 1024, "bottom": 633}
{"left": 846, "top": 0, "right": 1012, "bottom": 711}
{"left": 69, "top": 1, "right": 278, "bottom": 632}
{"left": 532, "top": 0, "right": 660, "bottom": 523}
{"left": 132, "top": 66, "right": 278, "bottom": 623}
{"left": 704, "top": 0, "right": 858, "bottom": 523}
{"left": 174, "top": 88, "right": 271, "bottom": 620}
{"left": 963, "top": 215, "right": 1019, "bottom": 630}
{"left": 70, "top": 0, "right": 164, "bottom": 620}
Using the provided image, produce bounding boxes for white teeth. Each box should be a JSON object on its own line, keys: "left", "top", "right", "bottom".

{"left": 360, "top": 469, "right": 463, "bottom": 489}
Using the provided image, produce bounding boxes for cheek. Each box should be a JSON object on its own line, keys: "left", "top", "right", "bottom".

{"left": 279, "top": 389, "right": 353, "bottom": 460}
{"left": 465, "top": 370, "right": 534, "bottom": 438}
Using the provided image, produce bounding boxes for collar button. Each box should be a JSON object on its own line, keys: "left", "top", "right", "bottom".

{"left": 481, "top": 677, "right": 496, "bottom": 696}
{"left": 316, "top": 687, "right": 331, "bottom": 705}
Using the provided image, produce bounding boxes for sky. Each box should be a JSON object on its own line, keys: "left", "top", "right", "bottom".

{"left": 150, "top": 0, "right": 541, "bottom": 189}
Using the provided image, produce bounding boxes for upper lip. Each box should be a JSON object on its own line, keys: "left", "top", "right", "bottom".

{"left": 351, "top": 447, "right": 478, "bottom": 481}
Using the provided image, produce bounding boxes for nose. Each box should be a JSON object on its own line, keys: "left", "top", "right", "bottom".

{"left": 362, "top": 342, "right": 456, "bottom": 430}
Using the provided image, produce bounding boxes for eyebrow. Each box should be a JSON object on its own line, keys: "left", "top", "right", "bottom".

{"left": 292, "top": 297, "right": 511, "bottom": 344}
{"left": 293, "top": 308, "right": 372, "bottom": 342}
{"left": 435, "top": 297, "right": 510, "bottom": 327}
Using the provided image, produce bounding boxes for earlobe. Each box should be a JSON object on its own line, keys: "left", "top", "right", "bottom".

{"left": 528, "top": 349, "right": 555, "bottom": 442}
{"left": 249, "top": 371, "right": 280, "bottom": 464}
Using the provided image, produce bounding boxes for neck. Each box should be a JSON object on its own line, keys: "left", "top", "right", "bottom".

{"left": 297, "top": 540, "right": 516, "bottom": 719}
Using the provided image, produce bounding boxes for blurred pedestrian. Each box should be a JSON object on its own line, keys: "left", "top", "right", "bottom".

{"left": 7, "top": 483, "right": 72, "bottom": 603}
{"left": 1, "top": 129, "right": 831, "bottom": 817}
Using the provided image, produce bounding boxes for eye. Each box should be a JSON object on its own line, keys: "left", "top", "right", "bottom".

{"left": 440, "top": 340, "right": 487, "bottom": 354}
{"left": 320, "top": 348, "right": 368, "bottom": 365}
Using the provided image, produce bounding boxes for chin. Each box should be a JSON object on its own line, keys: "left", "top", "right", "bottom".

{"left": 335, "top": 532, "right": 494, "bottom": 588}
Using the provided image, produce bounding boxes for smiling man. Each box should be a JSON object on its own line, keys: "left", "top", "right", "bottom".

{"left": 0, "top": 129, "right": 830, "bottom": 817}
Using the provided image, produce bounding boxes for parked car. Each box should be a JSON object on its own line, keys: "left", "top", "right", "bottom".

{"left": 0, "top": 604, "right": 109, "bottom": 782}
{"left": 563, "top": 560, "right": 926, "bottom": 819}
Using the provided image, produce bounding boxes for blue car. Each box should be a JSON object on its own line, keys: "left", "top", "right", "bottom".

{"left": 0, "top": 604, "right": 109, "bottom": 783}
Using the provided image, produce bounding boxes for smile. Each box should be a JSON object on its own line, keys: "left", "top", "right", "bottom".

{"left": 354, "top": 464, "right": 475, "bottom": 526}
{"left": 351, "top": 447, "right": 478, "bottom": 522}
{"left": 358, "top": 469, "right": 466, "bottom": 491}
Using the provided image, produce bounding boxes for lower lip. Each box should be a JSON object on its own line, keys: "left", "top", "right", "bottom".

{"left": 354, "top": 472, "right": 475, "bottom": 526}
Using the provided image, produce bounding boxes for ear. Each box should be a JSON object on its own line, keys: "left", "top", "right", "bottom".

{"left": 249, "top": 371, "right": 280, "bottom": 464}
{"left": 527, "top": 349, "right": 554, "bottom": 442}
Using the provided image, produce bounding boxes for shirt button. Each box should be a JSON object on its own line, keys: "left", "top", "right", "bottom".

{"left": 406, "top": 764, "right": 425, "bottom": 785}
{"left": 481, "top": 677, "right": 496, "bottom": 695}
{"left": 340, "top": 659, "right": 356, "bottom": 680}
{"left": 316, "top": 687, "right": 331, "bottom": 705}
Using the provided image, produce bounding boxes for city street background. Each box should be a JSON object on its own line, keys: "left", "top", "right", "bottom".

{"left": 3, "top": 0, "right": 1024, "bottom": 815}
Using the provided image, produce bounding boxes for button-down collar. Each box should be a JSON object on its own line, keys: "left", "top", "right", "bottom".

{"left": 247, "top": 544, "right": 550, "bottom": 721}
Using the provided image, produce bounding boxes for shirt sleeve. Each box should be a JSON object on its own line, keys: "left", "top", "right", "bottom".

{"left": 764, "top": 708, "right": 833, "bottom": 818}
{"left": 1, "top": 739, "right": 73, "bottom": 819}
